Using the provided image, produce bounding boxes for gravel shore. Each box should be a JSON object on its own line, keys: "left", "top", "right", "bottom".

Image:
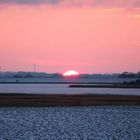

{"left": 0, "top": 106, "right": 140, "bottom": 140}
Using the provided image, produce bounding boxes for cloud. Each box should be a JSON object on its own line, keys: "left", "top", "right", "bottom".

{"left": 0, "top": 0, "right": 140, "bottom": 8}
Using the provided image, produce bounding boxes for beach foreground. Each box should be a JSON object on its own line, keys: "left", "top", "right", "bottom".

{"left": 0, "top": 106, "right": 140, "bottom": 139}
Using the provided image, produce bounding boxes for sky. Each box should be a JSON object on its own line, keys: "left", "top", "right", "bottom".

{"left": 0, "top": 0, "right": 140, "bottom": 74}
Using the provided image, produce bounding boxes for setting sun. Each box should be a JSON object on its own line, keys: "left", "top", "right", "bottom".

{"left": 63, "top": 70, "right": 79, "bottom": 77}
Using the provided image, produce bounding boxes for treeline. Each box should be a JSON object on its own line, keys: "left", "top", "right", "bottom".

{"left": 119, "top": 72, "right": 140, "bottom": 78}
{"left": 123, "top": 79, "right": 140, "bottom": 85}
{"left": 0, "top": 72, "right": 119, "bottom": 79}
{"left": 0, "top": 71, "right": 140, "bottom": 79}
{"left": 0, "top": 72, "right": 62, "bottom": 78}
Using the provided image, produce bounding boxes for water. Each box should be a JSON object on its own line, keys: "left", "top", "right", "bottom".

{"left": 0, "top": 84, "right": 140, "bottom": 96}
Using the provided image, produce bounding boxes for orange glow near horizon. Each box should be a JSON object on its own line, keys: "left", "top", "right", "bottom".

{"left": 0, "top": 4, "right": 140, "bottom": 73}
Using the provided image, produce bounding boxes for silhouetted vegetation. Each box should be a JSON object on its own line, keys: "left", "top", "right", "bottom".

{"left": 123, "top": 79, "right": 140, "bottom": 85}
{"left": 0, "top": 71, "right": 140, "bottom": 80}
{"left": 119, "top": 72, "right": 139, "bottom": 78}
{"left": 0, "top": 72, "right": 62, "bottom": 78}
{"left": 14, "top": 72, "right": 33, "bottom": 78}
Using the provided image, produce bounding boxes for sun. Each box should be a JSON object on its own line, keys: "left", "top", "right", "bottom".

{"left": 63, "top": 70, "right": 79, "bottom": 77}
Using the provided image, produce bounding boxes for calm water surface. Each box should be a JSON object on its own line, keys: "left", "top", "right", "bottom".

{"left": 0, "top": 84, "right": 140, "bottom": 96}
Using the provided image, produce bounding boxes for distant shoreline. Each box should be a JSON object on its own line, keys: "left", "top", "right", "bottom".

{"left": 0, "top": 82, "right": 115, "bottom": 84}
{"left": 0, "top": 93, "right": 140, "bottom": 107}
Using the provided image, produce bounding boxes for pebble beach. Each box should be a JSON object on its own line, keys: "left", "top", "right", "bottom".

{"left": 0, "top": 106, "right": 140, "bottom": 140}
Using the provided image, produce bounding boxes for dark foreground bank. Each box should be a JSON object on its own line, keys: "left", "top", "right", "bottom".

{"left": 0, "top": 93, "right": 140, "bottom": 107}
{"left": 69, "top": 84, "right": 140, "bottom": 88}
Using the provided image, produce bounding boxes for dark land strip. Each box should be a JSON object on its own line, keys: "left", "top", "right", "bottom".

{"left": 69, "top": 84, "right": 140, "bottom": 89}
{"left": 0, "top": 93, "right": 140, "bottom": 107}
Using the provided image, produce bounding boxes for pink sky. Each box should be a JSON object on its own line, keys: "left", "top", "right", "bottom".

{"left": 0, "top": 1, "right": 140, "bottom": 73}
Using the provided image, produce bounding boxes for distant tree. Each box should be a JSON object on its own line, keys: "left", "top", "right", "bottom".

{"left": 119, "top": 72, "right": 137, "bottom": 78}
{"left": 123, "top": 79, "right": 140, "bottom": 85}
{"left": 25, "top": 73, "right": 33, "bottom": 78}
{"left": 137, "top": 71, "right": 140, "bottom": 78}
{"left": 14, "top": 72, "right": 29, "bottom": 78}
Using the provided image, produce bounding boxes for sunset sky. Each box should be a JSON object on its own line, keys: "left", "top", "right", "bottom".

{"left": 0, "top": 0, "right": 140, "bottom": 73}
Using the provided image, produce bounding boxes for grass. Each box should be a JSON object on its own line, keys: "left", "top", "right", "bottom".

{"left": 0, "top": 93, "right": 140, "bottom": 107}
